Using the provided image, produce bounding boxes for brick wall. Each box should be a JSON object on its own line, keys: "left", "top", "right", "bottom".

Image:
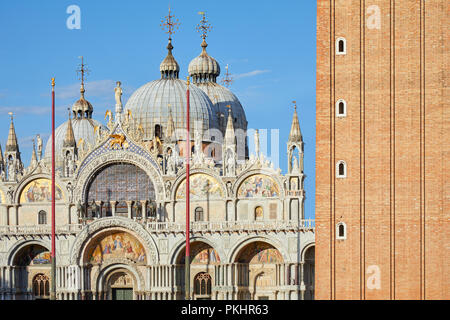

{"left": 316, "top": 0, "right": 448, "bottom": 300}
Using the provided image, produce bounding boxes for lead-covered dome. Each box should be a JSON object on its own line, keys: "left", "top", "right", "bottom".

{"left": 44, "top": 85, "right": 107, "bottom": 167}
{"left": 44, "top": 117, "right": 107, "bottom": 167}
{"left": 188, "top": 39, "right": 247, "bottom": 135}
{"left": 195, "top": 82, "right": 247, "bottom": 135}
{"left": 125, "top": 39, "right": 218, "bottom": 141}
{"left": 188, "top": 40, "right": 220, "bottom": 83}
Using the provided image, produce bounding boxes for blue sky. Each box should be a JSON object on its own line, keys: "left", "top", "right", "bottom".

{"left": 0, "top": 0, "right": 316, "bottom": 219}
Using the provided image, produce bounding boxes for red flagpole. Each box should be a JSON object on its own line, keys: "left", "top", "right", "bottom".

{"left": 51, "top": 78, "right": 56, "bottom": 300}
{"left": 185, "top": 76, "right": 191, "bottom": 300}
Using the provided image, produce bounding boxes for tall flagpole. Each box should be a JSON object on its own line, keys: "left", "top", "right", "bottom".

{"left": 185, "top": 76, "right": 191, "bottom": 300}
{"left": 50, "top": 77, "right": 56, "bottom": 300}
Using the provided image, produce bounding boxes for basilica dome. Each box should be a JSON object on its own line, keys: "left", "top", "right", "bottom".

{"left": 124, "top": 39, "right": 218, "bottom": 142}
{"left": 188, "top": 40, "right": 247, "bottom": 135}
{"left": 44, "top": 85, "right": 107, "bottom": 167}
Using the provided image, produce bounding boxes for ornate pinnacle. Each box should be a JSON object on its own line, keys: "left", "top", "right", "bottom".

{"left": 76, "top": 56, "right": 90, "bottom": 95}
{"left": 221, "top": 64, "right": 233, "bottom": 87}
{"left": 196, "top": 11, "right": 212, "bottom": 40}
{"left": 160, "top": 6, "right": 180, "bottom": 38}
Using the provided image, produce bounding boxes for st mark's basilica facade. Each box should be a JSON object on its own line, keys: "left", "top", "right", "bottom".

{"left": 0, "top": 16, "right": 315, "bottom": 300}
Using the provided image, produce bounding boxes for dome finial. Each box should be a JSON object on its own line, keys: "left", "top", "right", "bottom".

{"left": 160, "top": 7, "right": 181, "bottom": 79}
{"left": 196, "top": 12, "right": 212, "bottom": 52}
{"left": 76, "top": 56, "right": 89, "bottom": 98}
{"left": 221, "top": 64, "right": 234, "bottom": 88}
{"left": 73, "top": 57, "right": 93, "bottom": 118}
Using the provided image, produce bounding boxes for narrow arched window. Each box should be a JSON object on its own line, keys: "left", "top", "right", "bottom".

{"left": 38, "top": 211, "right": 47, "bottom": 225}
{"left": 336, "top": 222, "right": 347, "bottom": 240}
{"left": 336, "top": 37, "right": 347, "bottom": 55}
{"left": 155, "top": 124, "right": 162, "bottom": 139}
{"left": 336, "top": 99, "right": 347, "bottom": 117}
{"left": 195, "top": 207, "right": 204, "bottom": 222}
{"left": 336, "top": 161, "right": 347, "bottom": 178}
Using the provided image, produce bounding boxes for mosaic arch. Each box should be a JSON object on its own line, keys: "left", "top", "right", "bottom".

{"left": 176, "top": 173, "right": 224, "bottom": 201}
{"left": 177, "top": 242, "right": 221, "bottom": 265}
{"left": 86, "top": 231, "right": 147, "bottom": 265}
{"left": 237, "top": 174, "right": 280, "bottom": 198}
{"left": 19, "top": 178, "right": 64, "bottom": 203}
{"left": 236, "top": 242, "right": 283, "bottom": 264}
{"left": 13, "top": 244, "right": 51, "bottom": 266}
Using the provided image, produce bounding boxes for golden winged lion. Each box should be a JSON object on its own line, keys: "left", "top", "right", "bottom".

{"left": 109, "top": 134, "right": 127, "bottom": 149}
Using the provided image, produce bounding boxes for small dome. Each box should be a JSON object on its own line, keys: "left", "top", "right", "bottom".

{"left": 188, "top": 40, "right": 220, "bottom": 83}
{"left": 44, "top": 118, "right": 107, "bottom": 167}
{"left": 72, "top": 84, "right": 93, "bottom": 119}
{"left": 160, "top": 39, "right": 180, "bottom": 79}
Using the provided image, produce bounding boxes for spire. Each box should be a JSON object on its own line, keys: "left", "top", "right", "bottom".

{"left": 73, "top": 56, "right": 93, "bottom": 119}
{"left": 197, "top": 11, "right": 212, "bottom": 55}
{"left": 160, "top": 7, "right": 180, "bottom": 79}
{"left": 220, "top": 64, "right": 233, "bottom": 87}
{"left": 224, "top": 105, "right": 235, "bottom": 145}
{"left": 6, "top": 112, "right": 19, "bottom": 152}
{"left": 289, "top": 102, "right": 302, "bottom": 142}
{"left": 0, "top": 142, "right": 4, "bottom": 166}
{"left": 30, "top": 139, "right": 37, "bottom": 166}
{"left": 166, "top": 104, "right": 175, "bottom": 141}
{"left": 64, "top": 108, "right": 76, "bottom": 147}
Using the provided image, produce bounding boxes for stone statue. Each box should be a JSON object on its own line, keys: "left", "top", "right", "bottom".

{"left": 167, "top": 152, "right": 176, "bottom": 175}
{"left": 254, "top": 129, "right": 260, "bottom": 157}
{"left": 292, "top": 155, "right": 299, "bottom": 173}
{"left": 227, "top": 181, "right": 233, "bottom": 197}
{"left": 7, "top": 187, "right": 14, "bottom": 203}
{"left": 36, "top": 134, "right": 43, "bottom": 160}
{"left": 165, "top": 181, "right": 172, "bottom": 199}
{"left": 115, "top": 81, "right": 123, "bottom": 108}
{"left": 66, "top": 182, "right": 74, "bottom": 203}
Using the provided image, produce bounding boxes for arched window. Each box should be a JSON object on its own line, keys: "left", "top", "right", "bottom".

{"left": 336, "top": 161, "right": 347, "bottom": 178}
{"left": 155, "top": 124, "right": 162, "bottom": 139}
{"left": 336, "top": 99, "right": 347, "bottom": 117}
{"left": 336, "top": 37, "right": 347, "bottom": 55}
{"left": 336, "top": 222, "right": 347, "bottom": 240}
{"left": 33, "top": 274, "right": 50, "bottom": 299}
{"left": 195, "top": 207, "right": 204, "bottom": 222}
{"left": 255, "top": 206, "right": 264, "bottom": 221}
{"left": 38, "top": 210, "right": 47, "bottom": 225}
{"left": 86, "top": 163, "right": 156, "bottom": 219}
{"left": 194, "top": 272, "right": 212, "bottom": 297}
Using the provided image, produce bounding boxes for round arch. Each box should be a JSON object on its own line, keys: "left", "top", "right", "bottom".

{"left": 93, "top": 262, "right": 145, "bottom": 293}
{"left": 234, "top": 169, "right": 286, "bottom": 200}
{"left": 70, "top": 217, "right": 159, "bottom": 265}
{"left": 73, "top": 150, "right": 165, "bottom": 204}
{"left": 171, "top": 168, "right": 226, "bottom": 202}
{"left": 7, "top": 239, "right": 51, "bottom": 266}
{"left": 169, "top": 237, "right": 224, "bottom": 265}
{"left": 13, "top": 173, "right": 67, "bottom": 205}
{"left": 300, "top": 242, "right": 315, "bottom": 263}
{"left": 227, "top": 236, "right": 289, "bottom": 264}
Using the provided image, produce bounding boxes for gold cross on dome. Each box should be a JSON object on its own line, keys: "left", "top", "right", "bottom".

{"left": 196, "top": 11, "right": 212, "bottom": 39}
{"left": 221, "top": 64, "right": 233, "bottom": 88}
{"left": 160, "top": 6, "right": 180, "bottom": 37}
{"left": 76, "top": 56, "right": 90, "bottom": 86}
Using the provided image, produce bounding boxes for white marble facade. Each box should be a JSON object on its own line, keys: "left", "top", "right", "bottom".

{"left": 0, "top": 30, "right": 314, "bottom": 300}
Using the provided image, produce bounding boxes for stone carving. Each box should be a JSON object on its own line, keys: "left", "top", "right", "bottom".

{"left": 114, "top": 81, "right": 123, "bottom": 108}
{"left": 36, "top": 134, "right": 43, "bottom": 161}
